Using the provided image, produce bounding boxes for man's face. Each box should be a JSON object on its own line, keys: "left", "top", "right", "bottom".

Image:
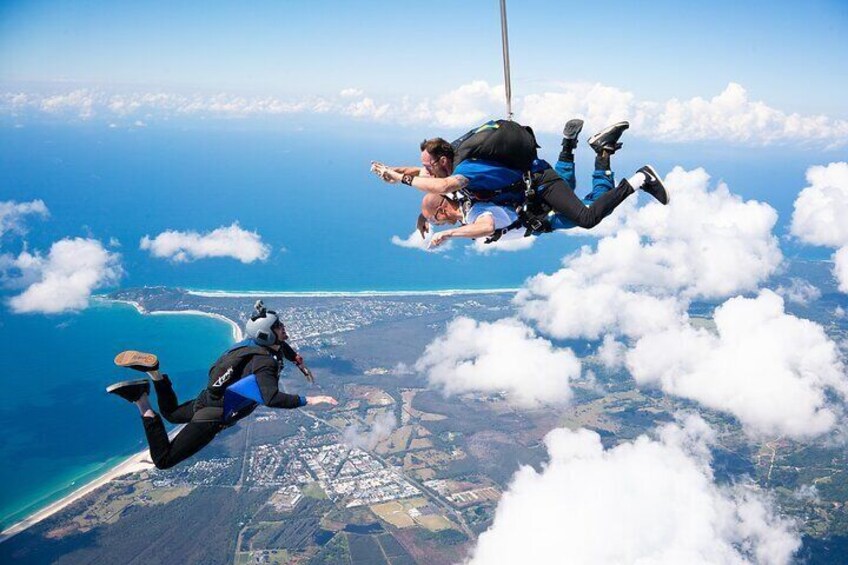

{"left": 424, "top": 197, "right": 462, "bottom": 225}
{"left": 421, "top": 150, "right": 450, "bottom": 178}
{"left": 273, "top": 322, "right": 288, "bottom": 342}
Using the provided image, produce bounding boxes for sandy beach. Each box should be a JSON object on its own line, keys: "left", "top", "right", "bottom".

{"left": 0, "top": 450, "right": 154, "bottom": 543}
{"left": 108, "top": 298, "right": 243, "bottom": 342}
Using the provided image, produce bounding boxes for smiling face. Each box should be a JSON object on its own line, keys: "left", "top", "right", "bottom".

{"left": 420, "top": 150, "right": 450, "bottom": 179}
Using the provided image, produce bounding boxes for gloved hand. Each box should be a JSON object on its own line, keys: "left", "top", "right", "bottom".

{"left": 417, "top": 213, "right": 430, "bottom": 239}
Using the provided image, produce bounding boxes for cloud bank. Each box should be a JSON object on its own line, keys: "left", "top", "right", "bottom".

{"left": 790, "top": 162, "right": 848, "bottom": 291}
{"left": 140, "top": 223, "right": 271, "bottom": 263}
{"left": 414, "top": 317, "right": 581, "bottom": 408}
{"left": 468, "top": 417, "right": 800, "bottom": 564}
{"left": 5, "top": 82, "right": 846, "bottom": 147}
{"left": 342, "top": 411, "right": 398, "bottom": 451}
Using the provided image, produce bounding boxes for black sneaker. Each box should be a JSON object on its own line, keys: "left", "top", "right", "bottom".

{"left": 588, "top": 121, "right": 629, "bottom": 154}
{"left": 114, "top": 350, "right": 159, "bottom": 372}
{"left": 106, "top": 379, "right": 150, "bottom": 403}
{"left": 637, "top": 165, "right": 669, "bottom": 205}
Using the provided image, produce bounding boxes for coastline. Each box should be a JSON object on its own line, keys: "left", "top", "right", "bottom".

{"left": 0, "top": 450, "right": 154, "bottom": 543}
{"left": 186, "top": 287, "right": 519, "bottom": 298}
{"left": 0, "top": 299, "right": 240, "bottom": 543}
{"left": 109, "top": 299, "right": 243, "bottom": 342}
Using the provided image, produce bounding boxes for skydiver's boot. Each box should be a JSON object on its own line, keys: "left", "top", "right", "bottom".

{"left": 588, "top": 121, "right": 629, "bottom": 161}
{"left": 114, "top": 350, "right": 163, "bottom": 380}
{"left": 558, "top": 119, "right": 584, "bottom": 163}
{"left": 629, "top": 165, "right": 670, "bottom": 205}
{"left": 106, "top": 379, "right": 151, "bottom": 403}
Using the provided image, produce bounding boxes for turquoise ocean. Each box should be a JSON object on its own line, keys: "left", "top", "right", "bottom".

{"left": 0, "top": 119, "right": 829, "bottom": 529}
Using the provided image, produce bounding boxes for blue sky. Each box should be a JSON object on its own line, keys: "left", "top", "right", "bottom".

{"left": 2, "top": 0, "right": 847, "bottom": 118}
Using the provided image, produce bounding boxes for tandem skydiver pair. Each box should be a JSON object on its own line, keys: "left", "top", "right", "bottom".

{"left": 370, "top": 118, "right": 669, "bottom": 247}
{"left": 107, "top": 301, "right": 337, "bottom": 469}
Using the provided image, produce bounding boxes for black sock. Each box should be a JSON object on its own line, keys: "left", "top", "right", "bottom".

{"left": 558, "top": 149, "right": 574, "bottom": 163}
{"left": 594, "top": 151, "right": 610, "bottom": 171}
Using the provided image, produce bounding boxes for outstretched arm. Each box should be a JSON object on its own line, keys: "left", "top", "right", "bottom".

{"left": 371, "top": 162, "right": 466, "bottom": 194}
{"left": 430, "top": 215, "right": 495, "bottom": 247}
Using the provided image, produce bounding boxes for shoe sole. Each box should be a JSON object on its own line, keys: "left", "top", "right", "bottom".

{"left": 640, "top": 165, "right": 670, "bottom": 205}
{"left": 114, "top": 350, "right": 158, "bottom": 370}
{"left": 106, "top": 378, "right": 149, "bottom": 393}
{"left": 588, "top": 121, "right": 630, "bottom": 148}
{"left": 562, "top": 119, "right": 584, "bottom": 139}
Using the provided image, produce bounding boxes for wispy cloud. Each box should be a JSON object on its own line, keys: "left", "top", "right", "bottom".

{"left": 0, "top": 199, "right": 49, "bottom": 237}
{"left": 5, "top": 82, "right": 847, "bottom": 147}
{"left": 140, "top": 223, "right": 271, "bottom": 263}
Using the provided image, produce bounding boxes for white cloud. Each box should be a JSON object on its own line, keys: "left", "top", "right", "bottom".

{"left": 5, "top": 237, "right": 121, "bottom": 314}
{"left": 0, "top": 199, "right": 49, "bottom": 237}
{"left": 8, "top": 82, "right": 846, "bottom": 146}
{"left": 140, "top": 223, "right": 271, "bottom": 263}
{"left": 517, "top": 167, "right": 782, "bottom": 340}
{"left": 414, "top": 317, "right": 581, "bottom": 408}
{"left": 790, "top": 162, "right": 848, "bottom": 292}
{"left": 626, "top": 291, "right": 848, "bottom": 439}
{"left": 342, "top": 411, "right": 397, "bottom": 450}
{"left": 468, "top": 416, "right": 800, "bottom": 565}
{"left": 471, "top": 233, "right": 536, "bottom": 254}
{"left": 390, "top": 229, "right": 453, "bottom": 253}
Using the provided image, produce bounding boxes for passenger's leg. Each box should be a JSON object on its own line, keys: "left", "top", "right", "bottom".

{"left": 539, "top": 169, "right": 634, "bottom": 229}
{"left": 554, "top": 160, "right": 577, "bottom": 191}
{"left": 141, "top": 416, "right": 221, "bottom": 470}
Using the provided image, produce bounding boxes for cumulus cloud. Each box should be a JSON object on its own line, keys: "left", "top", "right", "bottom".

{"left": 414, "top": 317, "right": 581, "bottom": 408}
{"left": 8, "top": 82, "right": 843, "bottom": 147}
{"left": 390, "top": 229, "right": 453, "bottom": 253}
{"left": 140, "top": 223, "right": 271, "bottom": 263}
{"left": 790, "top": 162, "right": 848, "bottom": 291}
{"left": 468, "top": 416, "right": 800, "bottom": 564}
{"left": 342, "top": 411, "right": 397, "bottom": 450}
{"left": 517, "top": 167, "right": 782, "bottom": 340}
{"left": 627, "top": 291, "right": 848, "bottom": 439}
{"left": 0, "top": 199, "right": 49, "bottom": 237}
{"left": 4, "top": 237, "right": 121, "bottom": 314}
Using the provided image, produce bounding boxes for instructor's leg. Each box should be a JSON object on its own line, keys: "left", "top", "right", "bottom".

{"left": 152, "top": 376, "right": 196, "bottom": 424}
{"left": 141, "top": 415, "right": 221, "bottom": 470}
{"left": 554, "top": 160, "right": 577, "bottom": 191}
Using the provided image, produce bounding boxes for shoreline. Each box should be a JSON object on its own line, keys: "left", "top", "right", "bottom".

{"left": 109, "top": 299, "right": 243, "bottom": 342}
{"left": 0, "top": 450, "right": 154, "bottom": 543}
{"left": 186, "top": 287, "right": 519, "bottom": 298}
{"left": 0, "top": 300, "right": 239, "bottom": 543}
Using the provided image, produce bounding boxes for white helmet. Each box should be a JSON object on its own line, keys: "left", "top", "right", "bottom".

{"left": 244, "top": 300, "right": 283, "bottom": 347}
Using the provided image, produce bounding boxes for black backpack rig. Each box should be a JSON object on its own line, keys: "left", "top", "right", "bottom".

{"left": 450, "top": 119, "right": 555, "bottom": 244}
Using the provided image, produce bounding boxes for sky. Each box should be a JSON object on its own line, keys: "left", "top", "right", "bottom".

{"left": 3, "top": 2, "right": 848, "bottom": 561}
{"left": 1, "top": 0, "right": 847, "bottom": 115}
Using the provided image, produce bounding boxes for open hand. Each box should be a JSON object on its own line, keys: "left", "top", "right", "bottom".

{"left": 429, "top": 230, "right": 451, "bottom": 248}
{"left": 370, "top": 161, "right": 401, "bottom": 184}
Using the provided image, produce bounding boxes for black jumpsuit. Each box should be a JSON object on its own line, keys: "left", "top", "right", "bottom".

{"left": 141, "top": 342, "right": 303, "bottom": 469}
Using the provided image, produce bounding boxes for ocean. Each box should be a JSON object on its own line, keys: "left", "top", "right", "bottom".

{"left": 0, "top": 119, "right": 833, "bottom": 529}
{"left": 0, "top": 301, "right": 233, "bottom": 529}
